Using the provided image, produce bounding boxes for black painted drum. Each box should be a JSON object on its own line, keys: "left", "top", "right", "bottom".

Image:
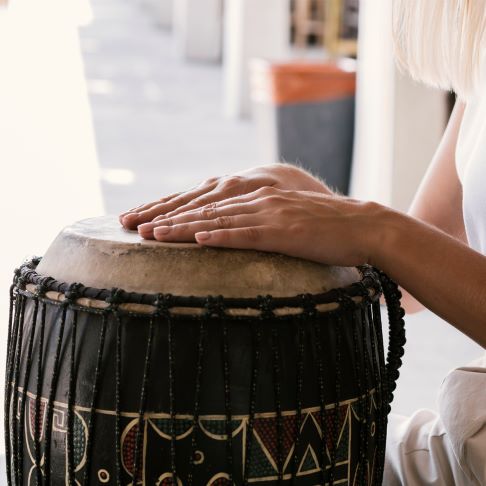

{"left": 5, "top": 217, "right": 405, "bottom": 485}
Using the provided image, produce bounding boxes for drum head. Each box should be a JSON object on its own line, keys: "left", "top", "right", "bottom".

{"left": 36, "top": 216, "right": 361, "bottom": 297}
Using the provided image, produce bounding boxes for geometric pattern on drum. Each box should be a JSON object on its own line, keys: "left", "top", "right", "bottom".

{"left": 23, "top": 395, "right": 88, "bottom": 485}
{"left": 17, "top": 389, "right": 377, "bottom": 485}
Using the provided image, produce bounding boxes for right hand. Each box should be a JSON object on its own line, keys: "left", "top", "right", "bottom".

{"left": 119, "top": 163, "right": 335, "bottom": 238}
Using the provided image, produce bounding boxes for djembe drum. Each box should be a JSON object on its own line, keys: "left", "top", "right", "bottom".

{"left": 5, "top": 216, "right": 405, "bottom": 485}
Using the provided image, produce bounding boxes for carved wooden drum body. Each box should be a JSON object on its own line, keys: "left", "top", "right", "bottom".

{"left": 5, "top": 216, "right": 405, "bottom": 485}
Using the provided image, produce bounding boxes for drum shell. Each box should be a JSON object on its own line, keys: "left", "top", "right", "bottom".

{"left": 10, "top": 293, "right": 385, "bottom": 485}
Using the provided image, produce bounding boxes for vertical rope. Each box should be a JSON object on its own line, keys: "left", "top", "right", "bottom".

{"left": 18, "top": 296, "right": 40, "bottom": 486}
{"left": 372, "top": 299, "right": 387, "bottom": 485}
{"left": 350, "top": 306, "right": 365, "bottom": 484}
{"left": 12, "top": 295, "right": 26, "bottom": 486}
{"left": 67, "top": 309, "right": 79, "bottom": 486}
{"left": 243, "top": 319, "right": 262, "bottom": 485}
{"left": 222, "top": 317, "right": 234, "bottom": 482}
{"left": 5, "top": 286, "right": 19, "bottom": 486}
{"left": 312, "top": 317, "right": 327, "bottom": 484}
{"left": 34, "top": 301, "right": 47, "bottom": 485}
{"left": 329, "top": 304, "right": 343, "bottom": 486}
{"left": 271, "top": 322, "right": 283, "bottom": 484}
{"left": 104, "top": 287, "right": 125, "bottom": 486}
{"left": 83, "top": 312, "right": 108, "bottom": 486}
{"left": 164, "top": 296, "right": 177, "bottom": 482}
{"left": 187, "top": 313, "right": 206, "bottom": 486}
{"left": 361, "top": 307, "right": 371, "bottom": 484}
{"left": 115, "top": 310, "right": 122, "bottom": 486}
{"left": 44, "top": 301, "right": 69, "bottom": 485}
{"left": 290, "top": 317, "right": 305, "bottom": 485}
{"left": 132, "top": 314, "right": 155, "bottom": 484}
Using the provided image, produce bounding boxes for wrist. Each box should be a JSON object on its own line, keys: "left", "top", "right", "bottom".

{"left": 362, "top": 202, "right": 406, "bottom": 269}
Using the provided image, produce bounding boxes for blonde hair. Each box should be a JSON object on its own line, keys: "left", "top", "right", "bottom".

{"left": 392, "top": 0, "right": 486, "bottom": 99}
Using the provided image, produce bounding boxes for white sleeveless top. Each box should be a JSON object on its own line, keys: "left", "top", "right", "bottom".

{"left": 384, "top": 66, "right": 486, "bottom": 485}
{"left": 456, "top": 61, "right": 486, "bottom": 254}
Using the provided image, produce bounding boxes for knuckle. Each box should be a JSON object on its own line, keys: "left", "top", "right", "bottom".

{"left": 222, "top": 175, "right": 243, "bottom": 189}
{"left": 215, "top": 216, "right": 232, "bottom": 229}
{"left": 200, "top": 204, "right": 217, "bottom": 219}
{"left": 245, "top": 227, "right": 261, "bottom": 242}
{"left": 205, "top": 176, "right": 219, "bottom": 185}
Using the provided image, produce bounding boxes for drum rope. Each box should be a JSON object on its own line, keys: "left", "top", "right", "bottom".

{"left": 4, "top": 281, "right": 20, "bottom": 486}
{"left": 11, "top": 293, "right": 26, "bottom": 486}
{"left": 220, "top": 299, "right": 234, "bottom": 483}
{"left": 106, "top": 289, "right": 124, "bottom": 486}
{"left": 187, "top": 306, "right": 207, "bottom": 486}
{"left": 132, "top": 313, "right": 156, "bottom": 484}
{"left": 33, "top": 300, "right": 47, "bottom": 486}
{"left": 66, "top": 284, "right": 82, "bottom": 486}
{"left": 374, "top": 270, "right": 407, "bottom": 485}
{"left": 360, "top": 307, "right": 372, "bottom": 485}
{"left": 329, "top": 296, "right": 344, "bottom": 486}
{"left": 310, "top": 296, "right": 328, "bottom": 486}
{"left": 43, "top": 293, "right": 70, "bottom": 485}
{"left": 371, "top": 299, "right": 387, "bottom": 485}
{"left": 243, "top": 319, "right": 262, "bottom": 485}
{"left": 83, "top": 312, "right": 108, "bottom": 486}
{"left": 350, "top": 301, "right": 366, "bottom": 484}
{"left": 290, "top": 316, "right": 306, "bottom": 484}
{"left": 17, "top": 294, "right": 40, "bottom": 486}
{"left": 266, "top": 296, "right": 283, "bottom": 485}
{"left": 165, "top": 295, "right": 178, "bottom": 482}
{"left": 366, "top": 305, "right": 381, "bottom": 485}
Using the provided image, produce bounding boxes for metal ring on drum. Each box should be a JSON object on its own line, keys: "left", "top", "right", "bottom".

{"left": 5, "top": 216, "right": 406, "bottom": 485}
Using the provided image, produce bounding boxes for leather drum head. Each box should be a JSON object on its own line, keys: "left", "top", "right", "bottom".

{"left": 36, "top": 216, "right": 361, "bottom": 298}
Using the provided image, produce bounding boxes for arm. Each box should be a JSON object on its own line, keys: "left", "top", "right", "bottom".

{"left": 369, "top": 200, "right": 486, "bottom": 348}
{"left": 398, "top": 101, "right": 467, "bottom": 314}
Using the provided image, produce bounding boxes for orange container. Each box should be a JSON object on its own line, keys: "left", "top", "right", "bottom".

{"left": 251, "top": 59, "right": 356, "bottom": 194}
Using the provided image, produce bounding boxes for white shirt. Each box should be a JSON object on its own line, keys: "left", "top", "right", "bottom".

{"left": 384, "top": 70, "right": 486, "bottom": 485}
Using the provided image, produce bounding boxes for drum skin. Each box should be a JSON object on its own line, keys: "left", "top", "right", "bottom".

{"left": 5, "top": 217, "right": 406, "bottom": 486}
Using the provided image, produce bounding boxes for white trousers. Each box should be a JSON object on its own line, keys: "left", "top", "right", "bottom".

{"left": 384, "top": 355, "right": 486, "bottom": 485}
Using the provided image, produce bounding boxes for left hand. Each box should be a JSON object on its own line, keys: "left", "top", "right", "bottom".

{"left": 137, "top": 186, "right": 383, "bottom": 266}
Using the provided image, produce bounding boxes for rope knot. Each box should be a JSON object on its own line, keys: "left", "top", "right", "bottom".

{"left": 204, "top": 295, "right": 225, "bottom": 318}
{"left": 105, "top": 288, "right": 125, "bottom": 307}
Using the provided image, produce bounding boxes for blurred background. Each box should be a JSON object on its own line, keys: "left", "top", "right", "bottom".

{"left": 0, "top": 0, "right": 482, "bottom": 465}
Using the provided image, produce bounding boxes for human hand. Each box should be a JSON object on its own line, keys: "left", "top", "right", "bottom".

{"left": 137, "top": 186, "right": 382, "bottom": 267}
{"left": 119, "top": 163, "right": 334, "bottom": 235}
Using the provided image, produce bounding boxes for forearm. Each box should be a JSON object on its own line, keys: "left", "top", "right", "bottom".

{"left": 370, "top": 206, "right": 486, "bottom": 348}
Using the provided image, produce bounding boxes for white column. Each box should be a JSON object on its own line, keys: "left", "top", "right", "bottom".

{"left": 349, "top": 0, "right": 395, "bottom": 206}
{"left": 223, "top": 0, "right": 291, "bottom": 118}
{"left": 172, "top": 0, "right": 223, "bottom": 62}
{"left": 350, "top": 0, "right": 448, "bottom": 210}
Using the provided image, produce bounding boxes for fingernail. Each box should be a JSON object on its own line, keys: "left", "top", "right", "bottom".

{"left": 123, "top": 213, "right": 138, "bottom": 223}
{"left": 154, "top": 226, "right": 171, "bottom": 236}
{"left": 138, "top": 223, "right": 154, "bottom": 232}
{"left": 196, "top": 231, "right": 211, "bottom": 241}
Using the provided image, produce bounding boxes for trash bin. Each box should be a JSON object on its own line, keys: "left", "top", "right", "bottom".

{"left": 251, "top": 59, "right": 356, "bottom": 194}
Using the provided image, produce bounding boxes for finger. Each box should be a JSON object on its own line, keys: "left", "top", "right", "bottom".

{"left": 139, "top": 200, "right": 262, "bottom": 237}
{"left": 119, "top": 196, "right": 180, "bottom": 226}
{"left": 122, "top": 181, "right": 218, "bottom": 229}
{"left": 195, "top": 225, "right": 277, "bottom": 250}
{"left": 148, "top": 215, "right": 262, "bottom": 242}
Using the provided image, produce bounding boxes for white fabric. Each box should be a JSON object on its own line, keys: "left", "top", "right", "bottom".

{"left": 456, "top": 59, "right": 486, "bottom": 254}
{"left": 384, "top": 62, "right": 486, "bottom": 484}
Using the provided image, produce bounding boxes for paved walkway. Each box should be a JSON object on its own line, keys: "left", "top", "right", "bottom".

{"left": 79, "top": 0, "right": 258, "bottom": 214}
